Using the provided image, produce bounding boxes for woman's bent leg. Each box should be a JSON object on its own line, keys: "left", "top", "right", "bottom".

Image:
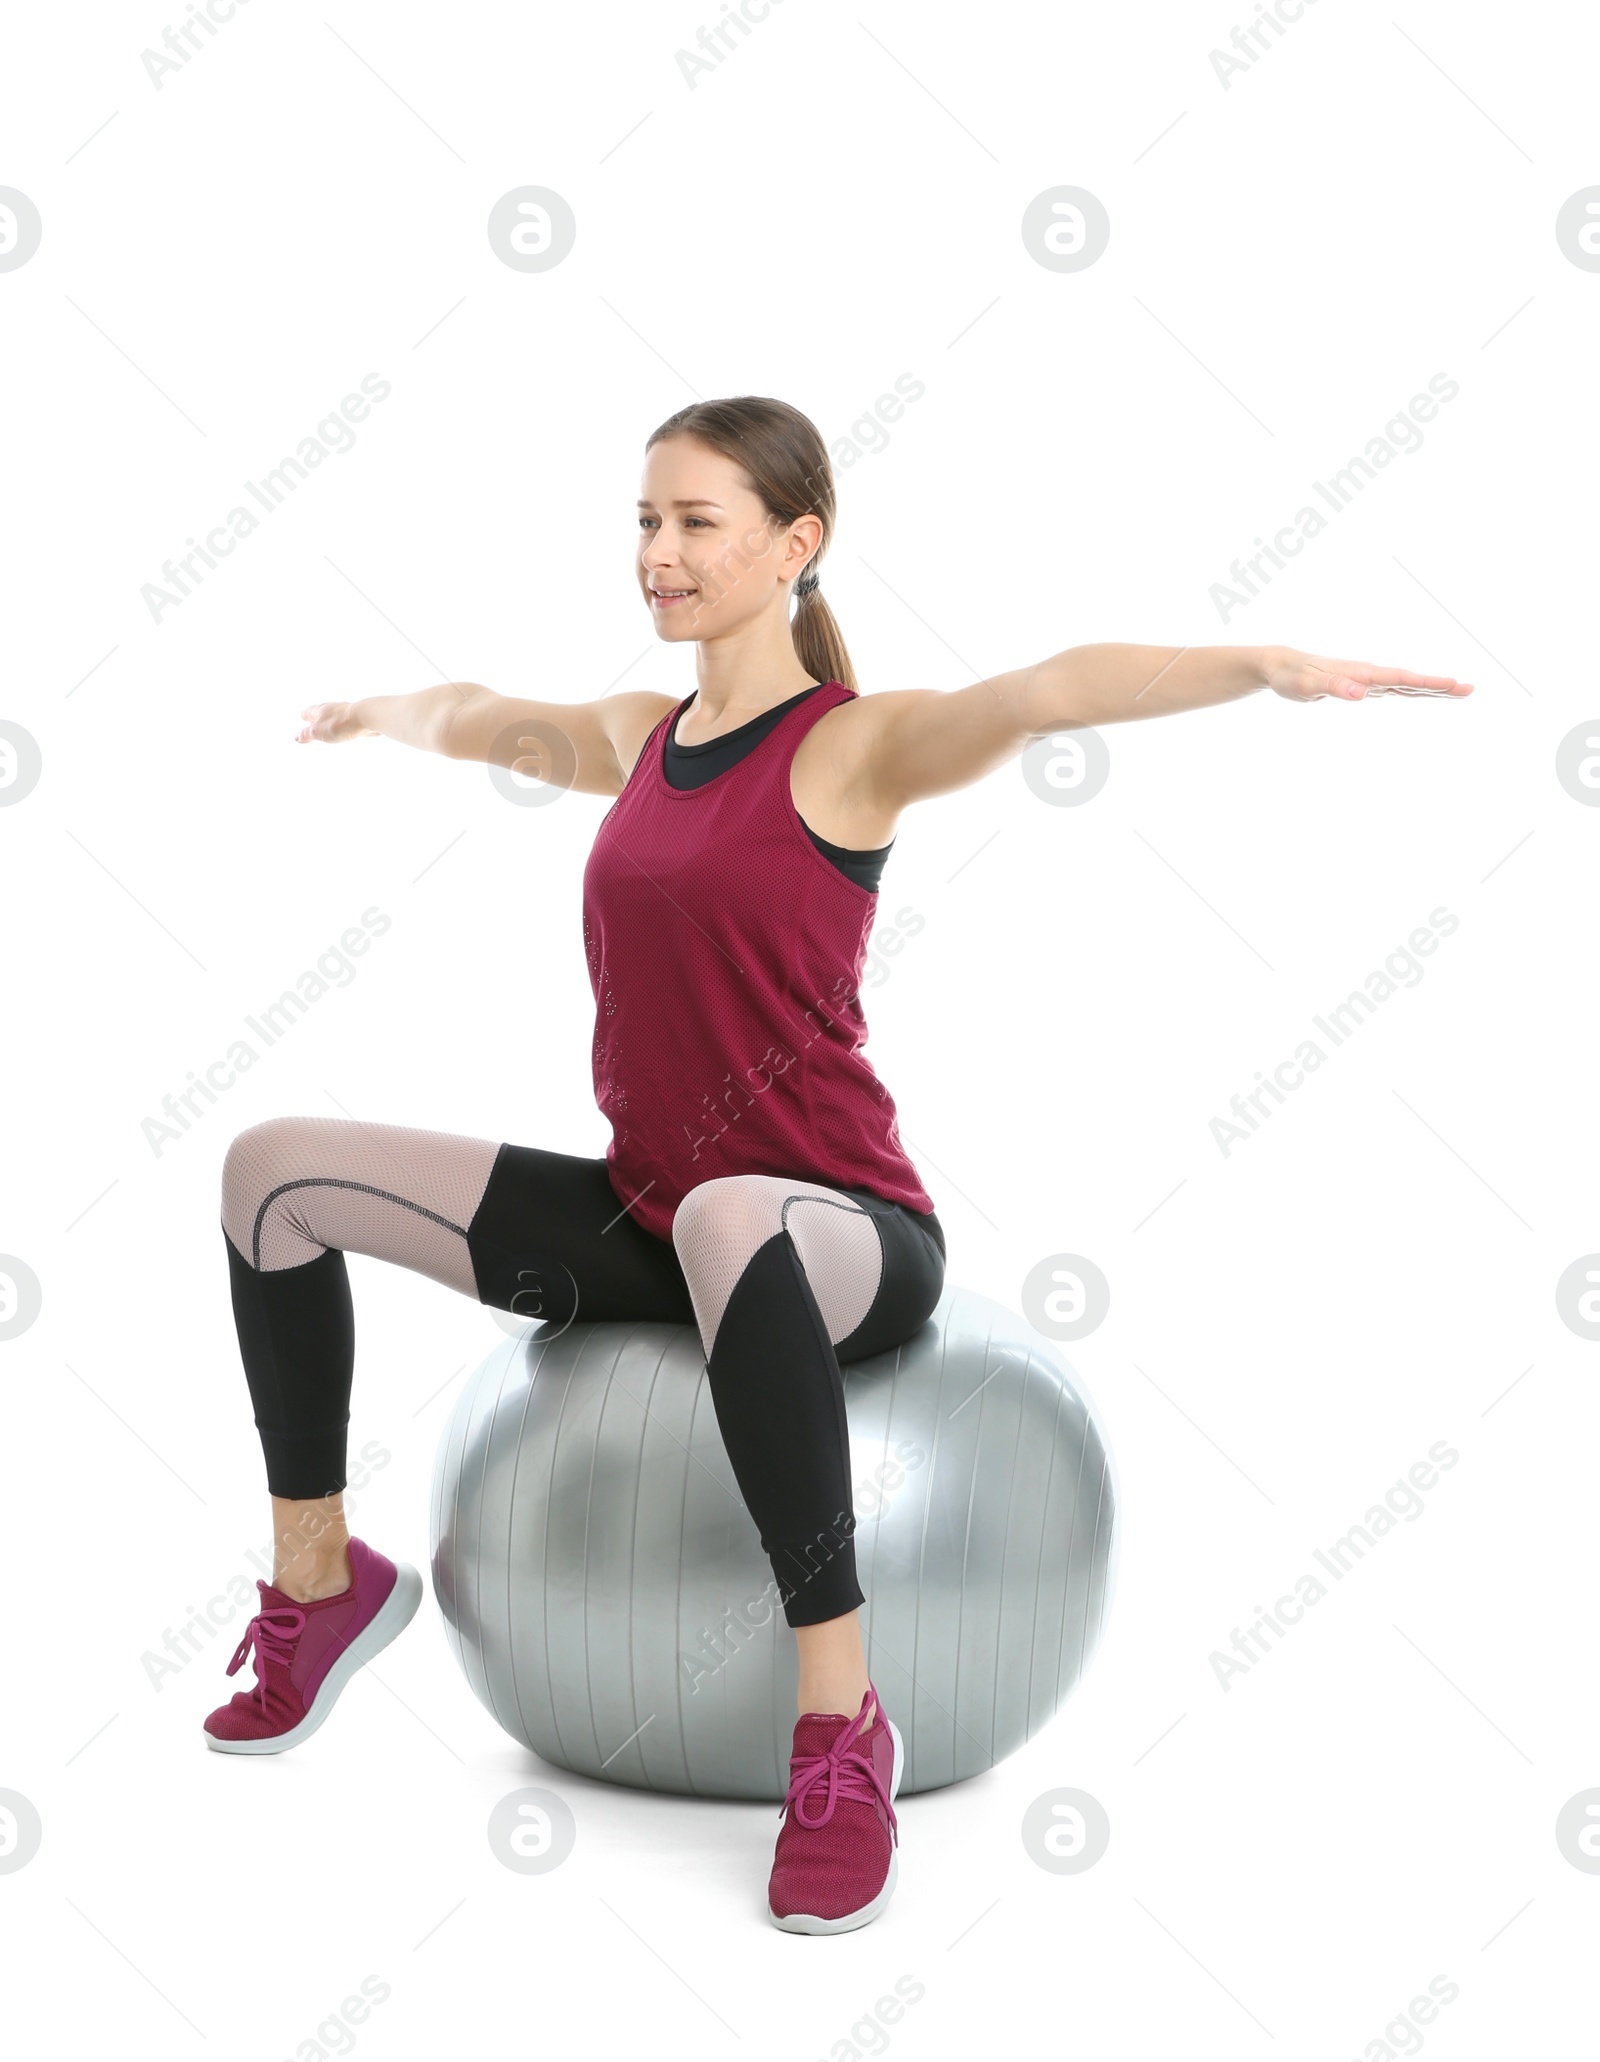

{"left": 221, "top": 1119, "right": 695, "bottom": 1536}
{"left": 221, "top": 1115, "right": 503, "bottom": 1513}
{"left": 209, "top": 1119, "right": 693, "bottom": 1752}
{"left": 670, "top": 1175, "right": 946, "bottom": 1712}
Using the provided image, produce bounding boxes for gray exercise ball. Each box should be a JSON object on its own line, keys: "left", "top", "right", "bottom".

{"left": 429, "top": 1285, "right": 1118, "bottom": 1800}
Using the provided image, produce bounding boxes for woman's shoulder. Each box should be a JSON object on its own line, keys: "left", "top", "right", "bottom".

{"left": 791, "top": 682, "right": 933, "bottom": 846}
{"left": 806, "top": 680, "right": 935, "bottom": 747}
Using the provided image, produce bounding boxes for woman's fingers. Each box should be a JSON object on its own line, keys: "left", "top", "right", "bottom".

{"left": 1348, "top": 663, "right": 1474, "bottom": 698}
{"left": 1289, "top": 658, "right": 1474, "bottom": 701}
{"left": 295, "top": 701, "right": 353, "bottom": 742}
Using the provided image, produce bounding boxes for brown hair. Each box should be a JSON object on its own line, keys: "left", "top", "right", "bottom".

{"left": 644, "top": 396, "right": 857, "bottom": 693}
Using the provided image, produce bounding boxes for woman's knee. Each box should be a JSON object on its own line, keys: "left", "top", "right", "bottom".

{"left": 670, "top": 1176, "right": 781, "bottom": 1263}
{"left": 671, "top": 1178, "right": 789, "bottom": 1352}
{"left": 673, "top": 1176, "right": 889, "bottom": 1356}
{"left": 220, "top": 1117, "right": 315, "bottom": 1251}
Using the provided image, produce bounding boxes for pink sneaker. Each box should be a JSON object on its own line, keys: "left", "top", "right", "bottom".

{"left": 768, "top": 1683, "right": 904, "bottom": 1933}
{"left": 203, "top": 1536, "right": 421, "bottom": 1754}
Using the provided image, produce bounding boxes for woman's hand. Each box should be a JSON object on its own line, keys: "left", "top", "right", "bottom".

{"left": 1262, "top": 648, "right": 1474, "bottom": 703}
{"left": 296, "top": 701, "right": 379, "bottom": 743}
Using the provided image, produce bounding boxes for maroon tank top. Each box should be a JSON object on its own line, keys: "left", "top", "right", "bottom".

{"left": 580, "top": 679, "right": 933, "bottom": 1239}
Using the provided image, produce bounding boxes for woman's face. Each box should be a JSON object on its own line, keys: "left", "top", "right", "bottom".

{"left": 636, "top": 434, "right": 818, "bottom": 644}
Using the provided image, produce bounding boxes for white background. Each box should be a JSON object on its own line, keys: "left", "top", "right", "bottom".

{"left": 3, "top": 0, "right": 1597, "bottom": 2055}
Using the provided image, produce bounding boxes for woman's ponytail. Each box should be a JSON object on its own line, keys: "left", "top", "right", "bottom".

{"left": 789, "top": 562, "right": 857, "bottom": 694}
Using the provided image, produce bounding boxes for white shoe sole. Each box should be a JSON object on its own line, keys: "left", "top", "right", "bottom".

{"left": 769, "top": 1716, "right": 905, "bottom": 1934}
{"left": 204, "top": 1562, "right": 423, "bottom": 1756}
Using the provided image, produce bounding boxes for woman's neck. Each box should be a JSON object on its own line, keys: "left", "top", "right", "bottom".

{"left": 689, "top": 615, "right": 821, "bottom": 726}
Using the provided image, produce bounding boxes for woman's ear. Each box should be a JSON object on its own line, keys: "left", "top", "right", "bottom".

{"left": 787, "top": 512, "right": 823, "bottom": 580}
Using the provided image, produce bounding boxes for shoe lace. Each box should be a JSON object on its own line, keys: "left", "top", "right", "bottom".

{"left": 226, "top": 1602, "right": 307, "bottom": 1681}
{"left": 779, "top": 1706, "right": 897, "bottom": 1839}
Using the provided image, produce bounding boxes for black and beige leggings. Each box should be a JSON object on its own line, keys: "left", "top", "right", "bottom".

{"left": 220, "top": 1117, "right": 946, "bottom": 1628}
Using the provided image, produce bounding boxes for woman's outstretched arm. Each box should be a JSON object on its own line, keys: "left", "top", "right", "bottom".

{"left": 295, "top": 682, "right": 676, "bottom": 798}
{"left": 847, "top": 643, "right": 1474, "bottom": 810}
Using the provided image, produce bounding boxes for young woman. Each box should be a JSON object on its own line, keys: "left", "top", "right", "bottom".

{"left": 207, "top": 395, "right": 1471, "bottom": 1934}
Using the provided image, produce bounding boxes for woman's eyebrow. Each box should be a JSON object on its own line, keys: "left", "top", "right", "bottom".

{"left": 635, "top": 497, "right": 726, "bottom": 509}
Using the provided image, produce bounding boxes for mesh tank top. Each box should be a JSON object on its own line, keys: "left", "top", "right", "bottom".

{"left": 662, "top": 681, "right": 894, "bottom": 892}
{"left": 581, "top": 679, "right": 934, "bottom": 1239}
